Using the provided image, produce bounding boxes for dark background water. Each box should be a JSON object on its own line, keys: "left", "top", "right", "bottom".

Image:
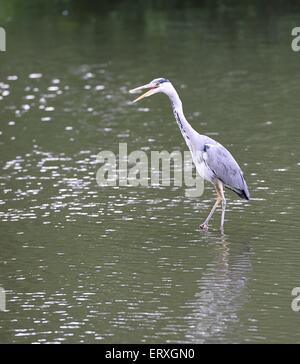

{"left": 0, "top": 0, "right": 300, "bottom": 343}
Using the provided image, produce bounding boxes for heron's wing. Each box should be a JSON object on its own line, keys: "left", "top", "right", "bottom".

{"left": 203, "top": 143, "right": 250, "bottom": 200}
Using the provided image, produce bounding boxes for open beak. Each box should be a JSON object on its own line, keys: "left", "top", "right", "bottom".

{"left": 129, "top": 83, "right": 158, "bottom": 103}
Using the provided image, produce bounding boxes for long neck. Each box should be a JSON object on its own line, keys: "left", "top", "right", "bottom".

{"left": 168, "top": 89, "right": 196, "bottom": 144}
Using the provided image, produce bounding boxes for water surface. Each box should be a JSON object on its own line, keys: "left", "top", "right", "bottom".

{"left": 0, "top": 1, "right": 300, "bottom": 343}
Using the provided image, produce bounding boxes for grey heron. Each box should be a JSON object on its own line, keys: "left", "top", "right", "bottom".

{"left": 129, "top": 78, "right": 250, "bottom": 231}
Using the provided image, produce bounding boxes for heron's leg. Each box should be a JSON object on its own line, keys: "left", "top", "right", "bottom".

{"left": 200, "top": 183, "right": 223, "bottom": 231}
{"left": 199, "top": 198, "right": 221, "bottom": 230}
{"left": 219, "top": 184, "right": 226, "bottom": 232}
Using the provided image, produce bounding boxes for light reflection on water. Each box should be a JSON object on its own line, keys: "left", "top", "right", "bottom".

{"left": 1, "top": 1, "right": 300, "bottom": 344}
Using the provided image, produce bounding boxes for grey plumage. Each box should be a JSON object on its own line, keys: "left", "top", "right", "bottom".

{"left": 202, "top": 142, "right": 250, "bottom": 200}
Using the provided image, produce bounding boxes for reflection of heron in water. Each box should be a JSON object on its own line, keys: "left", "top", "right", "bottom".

{"left": 130, "top": 78, "right": 250, "bottom": 231}
{"left": 184, "top": 235, "right": 252, "bottom": 343}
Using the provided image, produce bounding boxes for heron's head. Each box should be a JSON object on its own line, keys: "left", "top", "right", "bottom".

{"left": 129, "top": 78, "right": 173, "bottom": 103}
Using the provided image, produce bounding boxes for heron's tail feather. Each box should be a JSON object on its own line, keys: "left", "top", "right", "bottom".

{"left": 225, "top": 183, "right": 250, "bottom": 200}
{"left": 238, "top": 189, "right": 250, "bottom": 200}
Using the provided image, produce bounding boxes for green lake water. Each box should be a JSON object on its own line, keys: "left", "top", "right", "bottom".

{"left": 0, "top": 0, "right": 300, "bottom": 343}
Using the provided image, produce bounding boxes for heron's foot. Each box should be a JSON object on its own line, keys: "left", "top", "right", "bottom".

{"left": 199, "top": 223, "right": 209, "bottom": 231}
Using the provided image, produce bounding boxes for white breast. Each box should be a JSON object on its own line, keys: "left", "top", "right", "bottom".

{"left": 192, "top": 150, "right": 214, "bottom": 183}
